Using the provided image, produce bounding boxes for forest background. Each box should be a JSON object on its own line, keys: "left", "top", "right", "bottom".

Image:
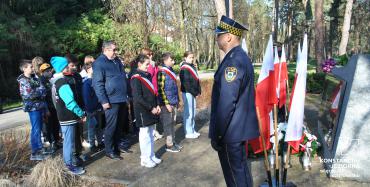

{"left": 0, "top": 0, "right": 369, "bottom": 103}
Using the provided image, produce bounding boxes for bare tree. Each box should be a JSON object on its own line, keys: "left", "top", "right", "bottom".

{"left": 214, "top": 0, "right": 226, "bottom": 21}
{"left": 314, "top": 0, "right": 325, "bottom": 72}
{"left": 338, "top": 0, "right": 354, "bottom": 55}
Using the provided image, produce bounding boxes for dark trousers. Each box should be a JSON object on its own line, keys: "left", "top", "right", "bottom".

{"left": 218, "top": 142, "right": 253, "bottom": 187}
{"left": 121, "top": 103, "right": 130, "bottom": 136}
{"left": 44, "top": 107, "right": 60, "bottom": 143}
{"left": 74, "top": 122, "right": 83, "bottom": 155}
{"left": 104, "top": 103, "right": 128, "bottom": 154}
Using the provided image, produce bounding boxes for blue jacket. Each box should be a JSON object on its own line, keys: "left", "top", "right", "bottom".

{"left": 157, "top": 66, "right": 179, "bottom": 106}
{"left": 92, "top": 54, "right": 129, "bottom": 104}
{"left": 209, "top": 46, "right": 259, "bottom": 143}
{"left": 82, "top": 78, "right": 101, "bottom": 113}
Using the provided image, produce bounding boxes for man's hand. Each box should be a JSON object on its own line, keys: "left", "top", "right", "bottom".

{"left": 102, "top": 103, "right": 111, "bottom": 110}
{"left": 165, "top": 104, "right": 173, "bottom": 113}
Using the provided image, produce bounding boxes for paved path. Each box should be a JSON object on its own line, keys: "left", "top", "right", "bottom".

{"left": 0, "top": 107, "right": 28, "bottom": 131}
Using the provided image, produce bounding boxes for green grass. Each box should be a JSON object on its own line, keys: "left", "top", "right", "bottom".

{"left": 2, "top": 101, "right": 22, "bottom": 111}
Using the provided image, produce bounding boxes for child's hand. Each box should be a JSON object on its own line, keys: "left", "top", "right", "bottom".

{"left": 151, "top": 107, "right": 158, "bottom": 115}
{"left": 156, "top": 106, "right": 161, "bottom": 114}
{"left": 166, "top": 104, "right": 173, "bottom": 113}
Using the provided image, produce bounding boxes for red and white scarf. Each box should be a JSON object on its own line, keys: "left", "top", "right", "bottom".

{"left": 131, "top": 74, "right": 157, "bottom": 96}
{"left": 180, "top": 64, "right": 199, "bottom": 81}
{"left": 160, "top": 66, "right": 177, "bottom": 81}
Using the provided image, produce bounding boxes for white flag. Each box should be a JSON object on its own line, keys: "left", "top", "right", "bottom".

{"left": 285, "top": 34, "right": 308, "bottom": 142}
{"left": 242, "top": 38, "right": 248, "bottom": 54}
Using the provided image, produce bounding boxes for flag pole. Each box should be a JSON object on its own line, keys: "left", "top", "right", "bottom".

{"left": 286, "top": 78, "right": 291, "bottom": 114}
{"left": 273, "top": 104, "right": 280, "bottom": 186}
{"left": 282, "top": 144, "right": 292, "bottom": 185}
{"left": 283, "top": 78, "right": 291, "bottom": 185}
{"left": 256, "top": 107, "right": 273, "bottom": 187}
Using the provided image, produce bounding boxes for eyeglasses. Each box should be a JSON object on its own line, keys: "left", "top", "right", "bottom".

{"left": 109, "top": 48, "right": 118, "bottom": 52}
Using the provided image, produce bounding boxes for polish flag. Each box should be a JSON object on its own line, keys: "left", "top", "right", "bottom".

{"left": 278, "top": 45, "right": 288, "bottom": 108}
{"left": 289, "top": 42, "right": 302, "bottom": 111}
{"left": 330, "top": 82, "right": 342, "bottom": 115}
{"left": 250, "top": 35, "right": 277, "bottom": 153}
{"left": 273, "top": 46, "right": 280, "bottom": 98}
{"left": 242, "top": 38, "right": 248, "bottom": 54}
{"left": 285, "top": 34, "right": 308, "bottom": 152}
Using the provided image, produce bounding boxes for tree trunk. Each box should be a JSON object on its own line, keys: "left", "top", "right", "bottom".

{"left": 338, "top": 0, "right": 354, "bottom": 55}
{"left": 314, "top": 0, "right": 325, "bottom": 73}
{"left": 229, "top": 0, "right": 233, "bottom": 18}
{"left": 328, "top": 0, "right": 341, "bottom": 57}
{"left": 214, "top": 0, "right": 226, "bottom": 62}
{"left": 179, "top": 0, "right": 187, "bottom": 50}
{"left": 141, "top": 0, "right": 149, "bottom": 47}
{"left": 287, "top": 4, "right": 293, "bottom": 61}
{"left": 274, "top": 0, "right": 279, "bottom": 41}
{"left": 214, "top": 0, "right": 226, "bottom": 21}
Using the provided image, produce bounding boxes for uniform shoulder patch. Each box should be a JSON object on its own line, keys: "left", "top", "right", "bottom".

{"left": 224, "top": 67, "right": 237, "bottom": 82}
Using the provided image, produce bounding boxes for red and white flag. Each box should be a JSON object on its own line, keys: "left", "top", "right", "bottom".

{"left": 273, "top": 46, "right": 280, "bottom": 98}
{"left": 242, "top": 38, "right": 248, "bottom": 54}
{"left": 285, "top": 34, "right": 308, "bottom": 152}
{"left": 278, "top": 45, "right": 288, "bottom": 108}
{"left": 289, "top": 41, "right": 302, "bottom": 111}
{"left": 250, "top": 35, "right": 277, "bottom": 153}
{"left": 330, "top": 82, "right": 343, "bottom": 114}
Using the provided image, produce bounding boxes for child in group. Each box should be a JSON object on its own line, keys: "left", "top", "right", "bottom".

{"left": 82, "top": 62, "right": 104, "bottom": 151}
{"left": 39, "top": 63, "right": 61, "bottom": 153}
{"left": 157, "top": 52, "right": 183, "bottom": 152}
{"left": 17, "top": 60, "right": 47, "bottom": 161}
{"left": 141, "top": 48, "right": 163, "bottom": 141}
{"left": 130, "top": 54, "right": 162, "bottom": 168}
{"left": 179, "top": 51, "right": 201, "bottom": 139}
{"left": 50, "top": 56, "right": 86, "bottom": 175}
{"left": 32, "top": 57, "right": 53, "bottom": 149}
{"left": 80, "top": 55, "right": 95, "bottom": 79}
{"left": 64, "top": 54, "right": 85, "bottom": 166}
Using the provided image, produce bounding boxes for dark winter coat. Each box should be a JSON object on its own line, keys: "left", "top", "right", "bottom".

{"left": 130, "top": 70, "right": 159, "bottom": 128}
{"left": 179, "top": 62, "right": 201, "bottom": 97}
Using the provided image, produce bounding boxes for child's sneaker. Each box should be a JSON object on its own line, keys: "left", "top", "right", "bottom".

{"left": 166, "top": 145, "right": 181, "bottom": 153}
{"left": 151, "top": 156, "right": 162, "bottom": 164}
{"left": 185, "top": 134, "right": 198, "bottom": 139}
{"left": 174, "top": 143, "right": 183, "bottom": 150}
{"left": 66, "top": 165, "right": 85, "bottom": 175}
{"left": 153, "top": 130, "right": 163, "bottom": 141}
{"left": 141, "top": 160, "right": 157, "bottom": 168}
{"left": 194, "top": 131, "right": 200, "bottom": 137}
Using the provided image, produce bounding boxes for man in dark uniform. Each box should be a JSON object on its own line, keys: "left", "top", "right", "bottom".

{"left": 209, "top": 15, "right": 260, "bottom": 187}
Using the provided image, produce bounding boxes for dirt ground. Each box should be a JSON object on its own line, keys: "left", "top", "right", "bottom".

{"left": 83, "top": 94, "right": 369, "bottom": 187}
{"left": 1, "top": 94, "right": 370, "bottom": 187}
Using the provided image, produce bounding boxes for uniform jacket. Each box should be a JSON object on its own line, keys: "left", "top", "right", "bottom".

{"left": 130, "top": 70, "right": 159, "bottom": 128}
{"left": 50, "top": 74, "right": 85, "bottom": 126}
{"left": 17, "top": 74, "right": 47, "bottom": 112}
{"left": 209, "top": 46, "right": 259, "bottom": 143}
{"left": 157, "top": 65, "right": 179, "bottom": 106}
{"left": 92, "top": 54, "right": 129, "bottom": 104}
{"left": 179, "top": 62, "right": 201, "bottom": 97}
